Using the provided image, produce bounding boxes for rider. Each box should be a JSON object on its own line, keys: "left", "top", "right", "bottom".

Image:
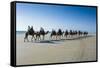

{"left": 27, "top": 26, "right": 30, "bottom": 32}
{"left": 58, "top": 29, "right": 62, "bottom": 35}
{"left": 40, "top": 27, "right": 44, "bottom": 33}
{"left": 31, "top": 26, "right": 34, "bottom": 31}
{"left": 28, "top": 26, "right": 34, "bottom": 34}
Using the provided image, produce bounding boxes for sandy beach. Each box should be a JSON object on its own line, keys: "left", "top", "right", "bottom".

{"left": 16, "top": 33, "right": 97, "bottom": 65}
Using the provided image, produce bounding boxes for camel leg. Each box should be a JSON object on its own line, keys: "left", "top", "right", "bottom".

{"left": 43, "top": 35, "right": 44, "bottom": 40}
{"left": 57, "top": 36, "right": 59, "bottom": 40}
{"left": 59, "top": 36, "right": 60, "bottom": 40}
{"left": 56, "top": 35, "right": 57, "bottom": 40}
{"left": 31, "top": 36, "right": 34, "bottom": 42}
{"left": 31, "top": 36, "right": 33, "bottom": 42}
{"left": 27, "top": 38, "right": 29, "bottom": 42}
{"left": 66, "top": 35, "right": 67, "bottom": 39}
{"left": 69, "top": 35, "right": 71, "bottom": 38}
{"left": 33, "top": 36, "right": 36, "bottom": 41}
{"left": 37, "top": 36, "right": 38, "bottom": 41}
{"left": 58, "top": 36, "right": 60, "bottom": 40}
{"left": 24, "top": 32, "right": 29, "bottom": 42}
{"left": 24, "top": 37, "right": 28, "bottom": 42}
{"left": 56, "top": 36, "right": 58, "bottom": 40}
{"left": 36, "top": 35, "right": 37, "bottom": 41}
{"left": 50, "top": 36, "right": 52, "bottom": 40}
{"left": 24, "top": 37, "right": 26, "bottom": 42}
{"left": 70, "top": 35, "right": 72, "bottom": 39}
{"left": 60, "top": 36, "right": 61, "bottom": 40}
{"left": 59, "top": 36, "right": 61, "bottom": 40}
{"left": 37, "top": 35, "right": 39, "bottom": 41}
{"left": 38, "top": 35, "right": 41, "bottom": 41}
{"left": 36, "top": 36, "right": 38, "bottom": 41}
{"left": 32, "top": 35, "right": 36, "bottom": 42}
{"left": 65, "top": 35, "right": 67, "bottom": 39}
{"left": 50, "top": 35, "right": 52, "bottom": 40}
{"left": 61, "top": 35, "right": 63, "bottom": 39}
{"left": 24, "top": 34, "right": 26, "bottom": 42}
{"left": 34, "top": 36, "right": 36, "bottom": 41}
{"left": 38, "top": 36, "right": 39, "bottom": 40}
{"left": 39, "top": 35, "right": 41, "bottom": 40}
{"left": 24, "top": 35, "right": 27, "bottom": 42}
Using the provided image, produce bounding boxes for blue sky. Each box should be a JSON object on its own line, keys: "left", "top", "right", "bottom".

{"left": 16, "top": 3, "right": 96, "bottom": 33}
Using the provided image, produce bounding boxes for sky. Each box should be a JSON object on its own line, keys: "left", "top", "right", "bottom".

{"left": 16, "top": 3, "right": 97, "bottom": 33}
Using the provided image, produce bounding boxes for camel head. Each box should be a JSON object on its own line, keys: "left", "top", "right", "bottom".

{"left": 46, "top": 31, "right": 49, "bottom": 34}
{"left": 62, "top": 31, "right": 64, "bottom": 34}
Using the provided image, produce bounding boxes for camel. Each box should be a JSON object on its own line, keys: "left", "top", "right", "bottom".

{"left": 83, "top": 31, "right": 88, "bottom": 36}
{"left": 77, "top": 30, "right": 82, "bottom": 36}
{"left": 69, "top": 30, "right": 74, "bottom": 37}
{"left": 69, "top": 30, "right": 88, "bottom": 37}
{"left": 35, "top": 31, "right": 49, "bottom": 41}
{"left": 35, "top": 31, "right": 41, "bottom": 41}
{"left": 24, "top": 25, "right": 89, "bottom": 41}
{"left": 35, "top": 27, "right": 49, "bottom": 40}
{"left": 56, "top": 29, "right": 64, "bottom": 40}
{"left": 24, "top": 26, "right": 36, "bottom": 42}
{"left": 50, "top": 29, "right": 64, "bottom": 40}
{"left": 65, "top": 30, "right": 79, "bottom": 38}
{"left": 64, "top": 30, "right": 69, "bottom": 39}
{"left": 71, "top": 30, "right": 78, "bottom": 37}
{"left": 50, "top": 29, "right": 57, "bottom": 40}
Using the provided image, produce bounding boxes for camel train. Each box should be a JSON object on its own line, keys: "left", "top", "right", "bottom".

{"left": 24, "top": 26, "right": 49, "bottom": 42}
{"left": 24, "top": 26, "right": 88, "bottom": 42}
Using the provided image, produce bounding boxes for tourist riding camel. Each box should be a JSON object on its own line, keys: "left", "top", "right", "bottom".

{"left": 24, "top": 26, "right": 88, "bottom": 42}
{"left": 35, "top": 27, "right": 49, "bottom": 40}
{"left": 56, "top": 29, "right": 63, "bottom": 40}
{"left": 64, "top": 30, "right": 69, "bottom": 39}
{"left": 50, "top": 29, "right": 57, "bottom": 40}
{"left": 24, "top": 26, "right": 36, "bottom": 42}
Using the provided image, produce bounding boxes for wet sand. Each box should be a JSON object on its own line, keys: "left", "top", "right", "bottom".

{"left": 16, "top": 34, "right": 97, "bottom": 65}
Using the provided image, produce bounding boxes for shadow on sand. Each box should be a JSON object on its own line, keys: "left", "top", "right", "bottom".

{"left": 34, "top": 35, "right": 94, "bottom": 44}
{"left": 36, "top": 40, "right": 56, "bottom": 44}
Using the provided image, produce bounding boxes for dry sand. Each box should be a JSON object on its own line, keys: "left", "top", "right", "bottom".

{"left": 16, "top": 34, "right": 97, "bottom": 65}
